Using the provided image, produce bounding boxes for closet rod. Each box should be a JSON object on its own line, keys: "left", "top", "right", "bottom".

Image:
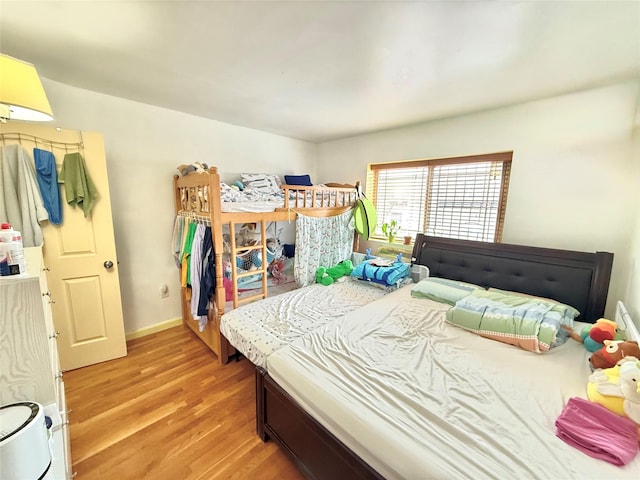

{"left": 0, "top": 132, "right": 84, "bottom": 149}
{"left": 177, "top": 210, "right": 211, "bottom": 225}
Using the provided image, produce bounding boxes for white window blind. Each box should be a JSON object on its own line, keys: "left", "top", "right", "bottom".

{"left": 367, "top": 152, "right": 512, "bottom": 242}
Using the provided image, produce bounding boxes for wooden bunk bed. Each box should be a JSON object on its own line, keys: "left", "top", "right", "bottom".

{"left": 172, "top": 167, "right": 359, "bottom": 363}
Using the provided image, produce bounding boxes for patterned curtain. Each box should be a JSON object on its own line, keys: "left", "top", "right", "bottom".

{"left": 294, "top": 210, "right": 355, "bottom": 287}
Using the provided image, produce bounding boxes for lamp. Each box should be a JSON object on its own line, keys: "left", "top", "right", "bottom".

{"left": 0, "top": 53, "right": 53, "bottom": 122}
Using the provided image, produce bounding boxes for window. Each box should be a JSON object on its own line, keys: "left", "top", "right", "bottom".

{"left": 367, "top": 152, "right": 512, "bottom": 242}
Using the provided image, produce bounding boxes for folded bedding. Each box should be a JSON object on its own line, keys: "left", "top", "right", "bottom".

{"left": 350, "top": 258, "right": 411, "bottom": 289}
{"left": 220, "top": 181, "right": 348, "bottom": 213}
{"left": 555, "top": 397, "right": 639, "bottom": 466}
{"left": 446, "top": 289, "right": 577, "bottom": 352}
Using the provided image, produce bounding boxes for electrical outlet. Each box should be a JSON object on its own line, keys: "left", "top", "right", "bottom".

{"left": 160, "top": 284, "right": 169, "bottom": 298}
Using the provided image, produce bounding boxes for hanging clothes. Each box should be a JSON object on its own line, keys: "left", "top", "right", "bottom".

{"left": 190, "top": 223, "right": 207, "bottom": 331}
{"left": 171, "top": 215, "right": 186, "bottom": 267}
{"left": 58, "top": 152, "right": 98, "bottom": 217}
{"left": 0, "top": 145, "right": 49, "bottom": 247}
{"left": 197, "top": 226, "right": 216, "bottom": 317}
{"left": 33, "top": 148, "right": 63, "bottom": 225}
{"left": 181, "top": 220, "right": 197, "bottom": 287}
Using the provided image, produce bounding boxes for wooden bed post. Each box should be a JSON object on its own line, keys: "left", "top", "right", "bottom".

{"left": 255, "top": 367, "right": 268, "bottom": 441}
{"left": 209, "top": 167, "right": 233, "bottom": 364}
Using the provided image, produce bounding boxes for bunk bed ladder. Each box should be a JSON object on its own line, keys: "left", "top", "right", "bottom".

{"left": 228, "top": 220, "right": 269, "bottom": 308}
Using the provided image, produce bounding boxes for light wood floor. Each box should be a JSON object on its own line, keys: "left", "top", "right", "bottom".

{"left": 64, "top": 325, "right": 304, "bottom": 479}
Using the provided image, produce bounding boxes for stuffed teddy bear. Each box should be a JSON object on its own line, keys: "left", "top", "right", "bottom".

{"left": 587, "top": 358, "right": 640, "bottom": 426}
{"left": 589, "top": 340, "right": 640, "bottom": 370}
{"left": 315, "top": 260, "right": 354, "bottom": 286}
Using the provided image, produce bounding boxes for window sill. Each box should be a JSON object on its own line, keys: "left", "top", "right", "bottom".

{"left": 367, "top": 240, "right": 413, "bottom": 261}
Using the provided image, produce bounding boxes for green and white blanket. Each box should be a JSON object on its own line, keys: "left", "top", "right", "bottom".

{"left": 445, "top": 289, "right": 577, "bottom": 353}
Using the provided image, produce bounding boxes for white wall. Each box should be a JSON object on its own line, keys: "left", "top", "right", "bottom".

{"left": 623, "top": 100, "right": 640, "bottom": 329}
{"left": 38, "top": 78, "right": 639, "bottom": 332}
{"left": 41, "top": 78, "right": 317, "bottom": 334}
{"left": 317, "top": 82, "right": 640, "bottom": 318}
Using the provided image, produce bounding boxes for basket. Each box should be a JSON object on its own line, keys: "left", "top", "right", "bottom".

{"left": 236, "top": 247, "right": 275, "bottom": 271}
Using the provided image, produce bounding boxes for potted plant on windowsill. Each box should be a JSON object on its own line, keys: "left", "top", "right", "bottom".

{"left": 381, "top": 220, "right": 400, "bottom": 243}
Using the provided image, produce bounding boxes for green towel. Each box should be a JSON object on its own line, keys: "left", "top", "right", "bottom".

{"left": 58, "top": 152, "right": 99, "bottom": 217}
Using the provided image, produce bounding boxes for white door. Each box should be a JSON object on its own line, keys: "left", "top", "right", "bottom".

{"left": 0, "top": 121, "right": 127, "bottom": 370}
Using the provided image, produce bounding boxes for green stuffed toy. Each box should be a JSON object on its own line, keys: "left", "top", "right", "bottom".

{"left": 315, "top": 260, "right": 354, "bottom": 286}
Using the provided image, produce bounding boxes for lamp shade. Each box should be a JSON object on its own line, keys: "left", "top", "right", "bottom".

{"left": 0, "top": 54, "right": 53, "bottom": 121}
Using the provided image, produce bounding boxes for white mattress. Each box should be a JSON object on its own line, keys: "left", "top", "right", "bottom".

{"left": 220, "top": 278, "right": 389, "bottom": 368}
{"left": 267, "top": 286, "right": 640, "bottom": 479}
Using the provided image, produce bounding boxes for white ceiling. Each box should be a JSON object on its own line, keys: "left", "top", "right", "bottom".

{"left": 1, "top": 1, "right": 639, "bottom": 143}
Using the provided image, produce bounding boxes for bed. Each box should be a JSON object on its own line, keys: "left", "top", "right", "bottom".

{"left": 255, "top": 234, "right": 638, "bottom": 479}
{"left": 172, "top": 167, "right": 359, "bottom": 363}
{"left": 220, "top": 277, "right": 391, "bottom": 369}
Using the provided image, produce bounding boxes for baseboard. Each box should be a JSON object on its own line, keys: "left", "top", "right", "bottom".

{"left": 126, "top": 317, "right": 183, "bottom": 341}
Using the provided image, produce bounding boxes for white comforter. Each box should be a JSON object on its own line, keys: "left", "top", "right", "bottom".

{"left": 219, "top": 182, "right": 346, "bottom": 213}
{"left": 220, "top": 278, "right": 388, "bottom": 368}
{"left": 267, "top": 286, "right": 640, "bottom": 480}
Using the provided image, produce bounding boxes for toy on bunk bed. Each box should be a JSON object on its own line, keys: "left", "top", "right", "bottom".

{"left": 227, "top": 230, "right": 288, "bottom": 288}
{"left": 176, "top": 162, "right": 209, "bottom": 176}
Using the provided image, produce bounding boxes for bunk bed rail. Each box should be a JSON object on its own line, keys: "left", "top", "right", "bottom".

{"left": 280, "top": 183, "right": 359, "bottom": 210}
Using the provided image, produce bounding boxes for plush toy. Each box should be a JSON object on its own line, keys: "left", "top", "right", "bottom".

{"left": 176, "top": 162, "right": 209, "bottom": 176}
{"left": 581, "top": 318, "right": 624, "bottom": 352}
{"left": 587, "top": 358, "right": 640, "bottom": 426}
{"left": 236, "top": 223, "right": 260, "bottom": 246}
{"left": 563, "top": 318, "right": 624, "bottom": 352}
{"left": 589, "top": 340, "right": 640, "bottom": 370}
{"left": 315, "top": 260, "right": 354, "bottom": 286}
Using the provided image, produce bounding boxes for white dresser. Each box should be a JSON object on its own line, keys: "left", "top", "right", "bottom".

{"left": 0, "top": 247, "right": 71, "bottom": 479}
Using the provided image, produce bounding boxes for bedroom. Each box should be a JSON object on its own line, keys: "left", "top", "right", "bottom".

{"left": 1, "top": 1, "right": 639, "bottom": 479}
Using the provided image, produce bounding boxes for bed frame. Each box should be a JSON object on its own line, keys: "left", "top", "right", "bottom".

{"left": 173, "top": 167, "right": 359, "bottom": 363}
{"left": 256, "top": 234, "right": 614, "bottom": 479}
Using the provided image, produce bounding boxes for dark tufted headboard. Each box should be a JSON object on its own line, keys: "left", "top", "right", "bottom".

{"left": 411, "top": 234, "right": 613, "bottom": 323}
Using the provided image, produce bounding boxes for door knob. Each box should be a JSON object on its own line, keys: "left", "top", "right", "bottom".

{"left": 104, "top": 260, "right": 114, "bottom": 269}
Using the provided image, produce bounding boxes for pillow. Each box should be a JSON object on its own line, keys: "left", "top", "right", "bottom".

{"left": 411, "top": 277, "right": 485, "bottom": 305}
{"left": 284, "top": 174, "right": 313, "bottom": 187}
{"left": 350, "top": 259, "right": 410, "bottom": 288}
{"left": 240, "top": 173, "right": 282, "bottom": 194}
{"left": 487, "top": 288, "right": 580, "bottom": 321}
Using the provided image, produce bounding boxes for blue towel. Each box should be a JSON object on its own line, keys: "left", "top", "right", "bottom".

{"left": 33, "top": 148, "right": 63, "bottom": 225}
